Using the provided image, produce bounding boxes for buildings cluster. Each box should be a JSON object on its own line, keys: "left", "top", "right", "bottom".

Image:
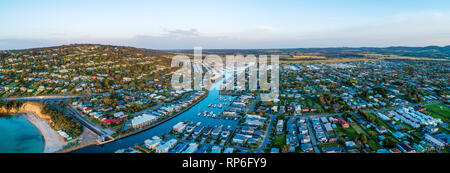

{"left": 278, "top": 61, "right": 448, "bottom": 116}
{"left": 232, "top": 114, "right": 267, "bottom": 146}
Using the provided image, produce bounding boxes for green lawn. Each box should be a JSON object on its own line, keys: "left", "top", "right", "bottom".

{"left": 350, "top": 123, "right": 367, "bottom": 135}
{"left": 317, "top": 143, "right": 341, "bottom": 149}
{"left": 272, "top": 134, "right": 286, "bottom": 148}
{"left": 335, "top": 126, "right": 358, "bottom": 139}
{"left": 367, "top": 139, "right": 383, "bottom": 151}
{"left": 439, "top": 127, "right": 450, "bottom": 134}
{"left": 425, "top": 104, "right": 450, "bottom": 122}
{"left": 425, "top": 104, "right": 450, "bottom": 115}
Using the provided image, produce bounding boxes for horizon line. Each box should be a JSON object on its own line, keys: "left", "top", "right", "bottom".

{"left": 1, "top": 43, "right": 450, "bottom": 51}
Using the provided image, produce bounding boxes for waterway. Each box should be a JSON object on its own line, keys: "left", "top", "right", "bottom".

{"left": 73, "top": 79, "right": 239, "bottom": 153}
{"left": 0, "top": 115, "right": 45, "bottom": 153}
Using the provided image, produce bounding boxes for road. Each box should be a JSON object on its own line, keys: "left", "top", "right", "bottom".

{"left": 255, "top": 115, "right": 276, "bottom": 153}
{"left": 1, "top": 95, "right": 111, "bottom": 142}
{"left": 62, "top": 102, "right": 106, "bottom": 137}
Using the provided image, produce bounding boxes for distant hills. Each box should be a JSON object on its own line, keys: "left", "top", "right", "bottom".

{"left": 285, "top": 46, "right": 450, "bottom": 59}
{"left": 2, "top": 44, "right": 450, "bottom": 59}
{"left": 173, "top": 45, "right": 450, "bottom": 59}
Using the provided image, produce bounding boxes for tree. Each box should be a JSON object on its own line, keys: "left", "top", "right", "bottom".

{"left": 361, "top": 134, "right": 368, "bottom": 144}
{"left": 281, "top": 145, "right": 291, "bottom": 153}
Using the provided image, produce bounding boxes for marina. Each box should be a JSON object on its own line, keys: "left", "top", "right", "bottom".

{"left": 72, "top": 80, "right": 239, "bottom": 153}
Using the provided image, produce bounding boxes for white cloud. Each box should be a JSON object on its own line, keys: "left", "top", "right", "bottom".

{"left": 1, "top": 11, "right": 450, "bottom": 49}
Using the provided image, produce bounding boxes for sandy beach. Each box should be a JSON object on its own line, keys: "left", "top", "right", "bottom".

{"left": 22, "top": 113, "right": 67, "bottom": 153}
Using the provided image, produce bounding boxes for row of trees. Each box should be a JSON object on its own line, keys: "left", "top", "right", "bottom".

{"left": 42, "top": 104, "right": 83, "bottom": 137}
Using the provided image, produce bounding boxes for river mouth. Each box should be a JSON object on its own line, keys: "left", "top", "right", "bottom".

{"left": 0, "top": 115, "right": 45, "bottom": 153}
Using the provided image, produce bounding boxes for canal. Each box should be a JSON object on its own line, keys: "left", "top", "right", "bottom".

{"left": 73, "top": 80, "right": 239, "bottom": 153}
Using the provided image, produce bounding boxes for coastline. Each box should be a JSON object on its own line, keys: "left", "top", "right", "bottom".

{"left": 21, "top": 113, "right": 67, "bottom": 153}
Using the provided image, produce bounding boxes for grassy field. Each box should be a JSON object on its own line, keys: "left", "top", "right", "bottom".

{"left": 367, "top": 139, "right": 383, "bottom": 151}
{"left": 335, "top": 126, "right": 358, "bottom": 139}
{"left": 439, "top": 127, "right": 450, "bottom": 134}
{"left": 425, "top": 104, "right": 450, "bottom": 123}
{"left": 350, "top": 123, "right": 367, "bottom": 135}
{"left": 425, "top": 104, "right": 450, "bottom": 116}
{"left": 280, "top": 54, "right": 450, "bottom": 64}
{"left": 317, "top": 143, "right": 341, "bottom": 149}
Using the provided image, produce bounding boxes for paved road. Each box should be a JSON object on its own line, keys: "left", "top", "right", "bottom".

{"left": 255, "top": 115, "right": 276, "bottom": 153}
{"left": 63, "top": 102, "right": 106, "bottom": 137}
{"left": 305, "top": 118, "right": 321, "bottom": 153}
{"left": 1, "top": 95, "right": 109, "bottom": 141}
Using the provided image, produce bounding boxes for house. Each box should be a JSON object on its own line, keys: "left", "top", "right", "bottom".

{"left": 232, "top": 134, "right": 248, "bottom": 144}
{"left": 377, "top": 149, "right": 391, "bottom": 153}
{"left": 321, "top": 146, "right": 343, "bottom": 153}
{"left": 338, "top": 118, "right": 349, "bottom": 128}
{"left": 156, "top": 139, "right": 178, "bottom": 153}
{"left": 345, "top": 141, "right": 356, "bottom": 148}
{"left": 376, "top": 126, "right": 388, "bottom": 134}
{"left": 145, "top": 137, "right": 162, "bottom": 150}
{"left": 390, "top": 148, "right": 402, "bottom": 153}
{"left": 113, "top": 111, "right": 128, "bottom": 119}
{"left": 424, "top": 134, "right": 445, "bottom": 149}
{"left": 398, "top": 142, "right": 416, "bottom": 153}
{"left": 271, "top": 148, "right": 280, "bottom": 153}
{"left": 131, "top": 114, "right": 158, "bottom": 128}
{"left": 83, "top": 107, "right": 93, "bottom": 114}
{"left": 104, "top": 119, "right": 120, "bottom": 124}
{"left": 332, "top": 104, "right": 340, "bottom": 112}
{"left": 173, "top": 122, "right": 187, "bottom": 133}
{"left": 276, "top": 120, "right": 284, "bottom": 133}
{"left": 301, "top": 143, "right": 314, "bottom": 153}
{"left": 424, "top": 125, "right": 439, "bottom": 133}
{"left": 324, "top": 123, "right": 334, "bottom": 132}
{"left": 223, "top": 147, "right": 234, "bottom": 153}
{"left": 182, "top": 143, "right": 199, "bottom": 153}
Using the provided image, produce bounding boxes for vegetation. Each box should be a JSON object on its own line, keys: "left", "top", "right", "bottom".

{"left": 272, "top": 134, "right": 286, "bottom": 148}
{"left": 41, "top": 103, "right": 83, "bottom": 137}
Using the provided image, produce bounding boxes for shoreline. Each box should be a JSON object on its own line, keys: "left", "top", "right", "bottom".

{"left": 21, "top": 113, "right": 67, "bottom": 153}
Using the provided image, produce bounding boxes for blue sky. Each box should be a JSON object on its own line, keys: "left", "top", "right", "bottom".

{"left": 1, "top": 0, "right": 450, "bottom": 49}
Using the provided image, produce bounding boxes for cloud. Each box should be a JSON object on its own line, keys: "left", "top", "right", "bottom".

{"left": 1, "top": 12, "right": 450, "bottom": 50}
{"left": 162, "top": 29, "right": 200, "bottom": 38}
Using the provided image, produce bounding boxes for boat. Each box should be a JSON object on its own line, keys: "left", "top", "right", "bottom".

{"left": 197, "top": 112, "right": 202, "bottom": 116}
{"left": 193, "top": 126, "right": 204, "bottom": 138}
{"left": 185, "top": 122, "right": 196, "bottom": 134}
{"left": 212, "top": 125, "right": 223, "bottom": 139}
{"left": 221, "top": 129, "right": 230, "bottom": 139}
{"left": 202, "top": 127, "right": 213, "bottom": 137}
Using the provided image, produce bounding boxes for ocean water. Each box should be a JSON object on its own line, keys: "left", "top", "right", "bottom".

{"left": 0, "top": 115, "right": 44, "bottom": 153}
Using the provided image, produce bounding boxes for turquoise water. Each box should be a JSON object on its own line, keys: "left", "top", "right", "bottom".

{"left": 0, "top": 115, "right": 45, "bottom": 153}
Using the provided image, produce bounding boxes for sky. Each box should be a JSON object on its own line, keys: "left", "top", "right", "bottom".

{"left": 1, "top": 0, "right": 450, "bottom": 49}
